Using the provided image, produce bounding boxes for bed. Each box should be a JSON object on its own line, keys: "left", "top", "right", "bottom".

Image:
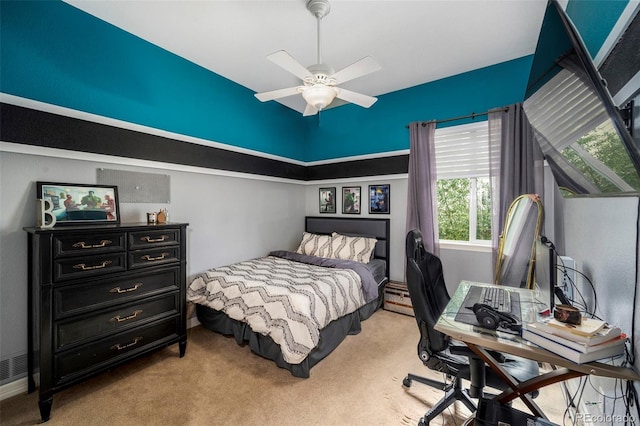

{"left": 187, "top": 216, "right": 390, "bottom": 378}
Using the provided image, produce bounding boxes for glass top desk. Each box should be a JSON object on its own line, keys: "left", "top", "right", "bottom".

{"left": 434, "top": 281, "right": 640, "bottom": 419}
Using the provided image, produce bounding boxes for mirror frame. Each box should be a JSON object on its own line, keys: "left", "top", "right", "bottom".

{"left": 494, "top": 194, "right": 544, "bottom": 289}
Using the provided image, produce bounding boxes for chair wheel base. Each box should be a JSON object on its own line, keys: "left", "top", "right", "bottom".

{"left": 403, "top": 376, "right": 412, "bottom": 387}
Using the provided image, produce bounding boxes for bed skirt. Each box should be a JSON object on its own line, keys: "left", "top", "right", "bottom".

{"left": 195, "top": 284, "right": 385, "bottom": 378}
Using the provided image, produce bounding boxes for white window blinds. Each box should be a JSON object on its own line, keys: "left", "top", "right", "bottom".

{"left": 523, "top": 68, "right": 609, "bottom": 153}
{"left": 434, "top": 121, "right": 490, "bottom": 179}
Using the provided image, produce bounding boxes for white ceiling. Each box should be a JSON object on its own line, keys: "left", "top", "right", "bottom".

{"left": 64, "top": 0, "right": 548, "bottom": 114}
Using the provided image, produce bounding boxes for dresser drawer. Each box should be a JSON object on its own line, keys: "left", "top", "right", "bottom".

{"left": 54, "top": 317, "right": 180, "bottom": 384}
{"left": 53, "top": 233, "right": 126, "bottom": 258}
{"left": 128, "top": 229, "right": 180, "bottom": 249}
{"left": 54, "top": 253, "right": 126, "bottom": 282}
{"left": 129, "top": 246, "right": 180, "bottom": 269}
{"left": 55, "top": 293, "right": 179, "bottom": 350}
{"left": 54, "top": 267, "right": 180, "bottom": 317}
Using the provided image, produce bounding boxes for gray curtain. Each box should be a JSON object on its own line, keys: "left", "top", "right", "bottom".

{"left": 488, "top": 104, "right": 544, "bottom": 272}
{"left": 406, "top": 121, "right": 439, "bottom": 256}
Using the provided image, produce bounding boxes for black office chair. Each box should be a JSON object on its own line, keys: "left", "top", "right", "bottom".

{"left": 403, "top": 229, "right": 539, "bottom": 425}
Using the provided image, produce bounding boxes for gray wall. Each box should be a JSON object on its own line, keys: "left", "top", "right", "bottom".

{"left": 0, "top": 147, "right": 306, "bottom": 373}
{"left": 304, "top": 178, "right": 494, "bottom": 293}
{"left": 3, "top": 145, "right": 638, "bottom": 396}
{"left": 560, "top": 196, "right": 639, "bottom": 417}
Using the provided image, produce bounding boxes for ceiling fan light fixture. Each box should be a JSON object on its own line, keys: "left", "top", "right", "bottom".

{"left": 254, "top": 0, "right": 380, "bottom": 116}
{"left": 301, "top": 84, "right": 337, "bottom": 110}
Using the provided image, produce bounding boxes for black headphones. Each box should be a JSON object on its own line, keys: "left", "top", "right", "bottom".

{"left": 472, "top": 303, "right": 522, "bottom": 332}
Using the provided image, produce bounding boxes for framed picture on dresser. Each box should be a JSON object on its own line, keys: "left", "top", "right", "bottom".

{"left": 36, "top": 182, "right": 120, "bottom": 225}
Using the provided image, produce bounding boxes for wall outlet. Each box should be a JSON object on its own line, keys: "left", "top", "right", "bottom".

{"left": 558, "top": 256, "right": 576, "bottom": 303}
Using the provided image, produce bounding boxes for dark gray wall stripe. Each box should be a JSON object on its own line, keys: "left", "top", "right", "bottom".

{"left": 306, "top": 155, "right": 409, "bottom": 180}
{"left": 1, "top": 103, "right": 409, "bottom": 181}
{"left": 0, "top": 103, "right": 307, "bottom": 180}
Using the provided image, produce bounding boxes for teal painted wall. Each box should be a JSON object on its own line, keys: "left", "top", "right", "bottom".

{"left": 566, "top": 0, "right": 629, "bottom": 58}
{"left": 0, "top": 1, "right": 309, "bottom": 161}
{"left": 0, "top": 1, "right": 629, "bottom": 162}
{"left": 306, "top": 56, "right": 532, "bottom": 161}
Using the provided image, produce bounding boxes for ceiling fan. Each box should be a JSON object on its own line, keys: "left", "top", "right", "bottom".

{"left": 254, "top": 0, "right": 381, "bottom": 116}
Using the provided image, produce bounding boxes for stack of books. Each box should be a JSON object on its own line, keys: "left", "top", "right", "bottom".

{"left": 522, "top": 317, "right": 626, "bottom": 364}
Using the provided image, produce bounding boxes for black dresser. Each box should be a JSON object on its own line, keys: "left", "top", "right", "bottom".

{"left": 24, "top": 222, "right": 188, "bottom": 422}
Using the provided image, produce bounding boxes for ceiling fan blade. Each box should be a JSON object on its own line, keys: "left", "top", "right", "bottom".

{"left": 267, "top": 50, "right": 312, "bottom": 81}
{"left": 254, "top": 86, "right": 301, "bottom": 102}
{"left": 330, "top": 56, "right": 381, "bottom": 84}
{"left": 303, "top": 104, "right": 319, "bottom": 116}
{"left": 336, "top": 88, "right": 378, "bottom": 108}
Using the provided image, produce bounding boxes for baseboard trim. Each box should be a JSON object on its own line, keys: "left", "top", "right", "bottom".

{"left": 0, "top": 375, "right": 38, "bottom": 402}
{"left": 0, "top": 319, "right": 202, "bottom": 402}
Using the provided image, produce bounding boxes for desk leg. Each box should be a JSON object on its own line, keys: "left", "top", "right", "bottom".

{"left": 495, "top": 367, "right": 586, "bottom": 405}
{"left": 466, "top": 343, "right": 548, "bottom": 419}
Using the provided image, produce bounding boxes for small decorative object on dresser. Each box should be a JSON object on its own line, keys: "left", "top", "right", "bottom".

{"left": 147, "top": 211, "right": 157, "bottom": 224}
{"left": 24, "top": 222, "right": 188, "bottom": 422}
{"left": 156, "top": 209, "right": 168, "bottom": 224}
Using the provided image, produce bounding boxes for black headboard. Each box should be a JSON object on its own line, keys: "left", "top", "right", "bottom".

{"left": 305, "top": 216, "right": 390, "bottom": 280}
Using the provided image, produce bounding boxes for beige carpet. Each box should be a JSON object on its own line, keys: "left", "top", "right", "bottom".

{"left": 1, "top": 310, "right": 567, "bottom": 425}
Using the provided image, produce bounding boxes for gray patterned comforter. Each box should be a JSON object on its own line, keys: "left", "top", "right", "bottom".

{"left": 187, "top": 252, "right": 377, "bottom": 364}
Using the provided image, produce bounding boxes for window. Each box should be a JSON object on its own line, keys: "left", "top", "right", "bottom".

{"left": 434, "top": 121, "right": 492, "bottom": 244}
{"left": 524, "top": 67, "right": 640, "bottom": 194}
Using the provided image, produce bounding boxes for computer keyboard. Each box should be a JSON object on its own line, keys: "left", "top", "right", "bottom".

{"left": 479, "top": 286, "right": 511, "bottom": 313}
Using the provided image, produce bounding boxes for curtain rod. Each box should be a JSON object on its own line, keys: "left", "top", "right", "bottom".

{"left": 405, "top": 107, "right": 509, "bottom": 128}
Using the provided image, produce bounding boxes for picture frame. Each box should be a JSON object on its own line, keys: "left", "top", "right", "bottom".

{"left": 36, "top": 182, "right": 120, "bottom": 225}
{"left": 369, "top": 184, "right": 390, "bottom": 214}
{"left": 342, "top": 186, "right": 361, "bottom": 214}
{"left": 319, "top": 187, "right": 336, "bottom": 213}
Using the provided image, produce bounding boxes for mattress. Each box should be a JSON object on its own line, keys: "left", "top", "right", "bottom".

{"left": 189, "top": 254, "right": 387, "bottom": 377}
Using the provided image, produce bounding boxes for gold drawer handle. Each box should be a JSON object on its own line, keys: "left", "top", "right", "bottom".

{"left": 110, "top": 283, "right": 143, "bottom": 294}
{"left": 141, "top": 253, "right": 169, "bottom": 261}
{"left": 110, "top": 337, "right": 143, "bottom": 351}
{"left": 111, "top": 310, "right": 143, "bottom": 323}
{"left": 73, "top": 260, "right": 112, "bottom": 270}
{"left": 72, "top": 240, "right": 113, "bottom": 249}
{"left": 141, "top": 235, "right": 169, "bottom": 243}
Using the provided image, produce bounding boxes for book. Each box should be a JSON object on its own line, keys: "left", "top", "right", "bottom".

{"left": 523, "top": 322, "right": 626, "bottom": 353}
{"left": 546, "top": 317, "right": 606, "bottom": 337}
{"left": 522, "top": 328, "right": 626, "bottom": 364}
{"left": 524, "top": 317, "right": 620, "bottom": 345}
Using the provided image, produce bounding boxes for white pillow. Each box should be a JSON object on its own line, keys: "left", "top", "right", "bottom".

{"left": 330, "top": 232, "right": 377, "bottom": 263}
{"left": 295, "top": 232, "right": 333, "bottom": 258}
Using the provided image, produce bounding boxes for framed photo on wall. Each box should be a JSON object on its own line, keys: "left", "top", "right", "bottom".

{"left": 36, "top": 182, "right": 120, "bottom": 225}
{"left": 342, "top": 186, "right": 361, "bottom": 214}
{"left": 319, "top": 187, "right": 336, "bottom": 213}
{"left": 369, "top": 184, "right": 390, "bottom": 214}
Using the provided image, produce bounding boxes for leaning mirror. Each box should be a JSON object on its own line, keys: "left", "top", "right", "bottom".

{"left": 495, "top": 194, "right": 544, "bottom": 289}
